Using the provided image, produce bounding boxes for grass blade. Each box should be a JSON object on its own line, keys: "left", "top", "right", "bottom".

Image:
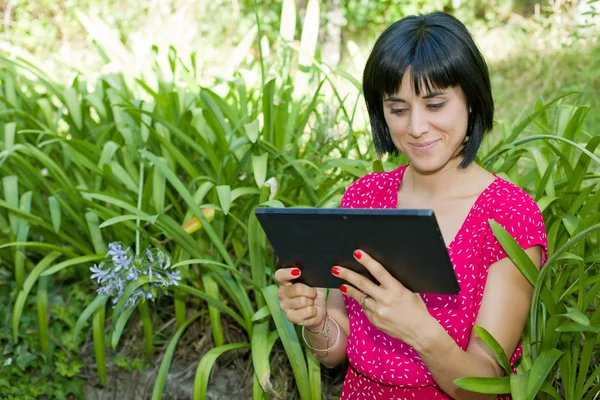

{"left": 92, "top": 304, "right": 107, "bottom": 384}
{"left": 262, "top": 285, "right": 310, "bottom": 400}
{"left": 526, "top": 348, "right": 562, "bottom": 399}
{"left": 453, "top": 376, "right": 510, "bottom": 394}
{"left": 15, "top": 191, "right": 33, "bottom": 289}
{"left": 48, "top": 195, "right": 61, "bottom": 233}
{"left": 73, "top": 295, "right": 109, "bottom": 340}
{"left": 489, "top": 220, "right": 539, "bottom": 285}
{"left": 202, "top": 274, "right": 224, "bottom": 347}
{"left": 37, "top": 275, "right": 49, "bottom": 357}
{"left": 474, "top": 326, "right": 511, "bottom": 375}
{"left": 251, "top": 321, "right": 278, "bottom": 396}
{"left": 252, "top": 153, "right": 269, "bottom": 188}
{"left": 193, "top": 343, "right": 251, "bottom": 400}
{"left": 139, "top": 301, "right": 153, "bottom": 359}
{"left": 13, "top": 251, "right": 61, "bottom": 341}
{"left": 152, "top": 311, "right": 204, "bottom": 400}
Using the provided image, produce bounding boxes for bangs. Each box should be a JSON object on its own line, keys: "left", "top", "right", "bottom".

{"left": 375, "top": 34, "right": 462, "bottom": 99}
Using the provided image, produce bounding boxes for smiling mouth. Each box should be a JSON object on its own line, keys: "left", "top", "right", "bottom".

{"left": 410, "top": 140, "right": 440, "bottom": 150}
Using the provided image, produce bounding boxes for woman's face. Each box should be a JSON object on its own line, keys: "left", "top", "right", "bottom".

{"left": 383, "top": 72, "right": 470, "bottom": 173}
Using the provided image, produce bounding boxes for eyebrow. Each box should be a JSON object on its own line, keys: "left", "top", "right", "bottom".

{"left": 384, "top": 92, "right": 447, "bottom": 102}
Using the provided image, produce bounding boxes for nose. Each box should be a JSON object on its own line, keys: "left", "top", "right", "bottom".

{"left": 409, "top": 108, "right": 429, "bottom": 137}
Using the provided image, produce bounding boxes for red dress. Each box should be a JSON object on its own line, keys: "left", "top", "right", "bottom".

{"left": 339, "top": 165, "right": 548, "bottom": 400}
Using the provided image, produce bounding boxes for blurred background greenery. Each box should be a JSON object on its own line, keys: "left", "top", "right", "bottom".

{"left": 1, "top": 1, "right": 600, "bottom": 399}
{"left": 1, "top": 0, "right": 599, "bottom": 128}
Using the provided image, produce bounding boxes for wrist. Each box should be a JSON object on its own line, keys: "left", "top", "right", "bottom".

{"left": 306, "top": 314, "right": 328, "bottom": 332}
{"left": 411, "top": 314, "right": 450, "bottom": 357}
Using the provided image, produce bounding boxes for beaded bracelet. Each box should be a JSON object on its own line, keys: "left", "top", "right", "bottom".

{"left": 301, "top": 315, "right": 341, "bottom": 353}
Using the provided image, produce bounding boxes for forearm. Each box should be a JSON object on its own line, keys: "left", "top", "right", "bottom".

{"left": 414, "top": 320, "right": 501, "bottom": 400}
{"left": 303, "top": 315, "right": 348, "bottom": 368}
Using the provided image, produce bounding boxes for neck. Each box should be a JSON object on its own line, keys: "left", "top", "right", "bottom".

{"left": 404, "top": 158, "right": 473, "bottom": 200}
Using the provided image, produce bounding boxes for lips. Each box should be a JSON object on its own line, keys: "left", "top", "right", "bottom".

{"left": 410, "top": 140, "right": 440, "bottom": 150}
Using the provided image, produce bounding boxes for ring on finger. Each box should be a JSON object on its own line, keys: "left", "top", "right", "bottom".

{"left": 361, "top": 295, "right": 372, "bottom": 308}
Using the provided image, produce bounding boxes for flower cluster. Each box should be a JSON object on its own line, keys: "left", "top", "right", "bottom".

{"left": 90, "top": 242, "right": 181, "bottom": 309}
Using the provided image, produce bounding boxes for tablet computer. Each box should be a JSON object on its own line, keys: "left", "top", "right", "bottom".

{"left": 255, "top": 208, "right": 460, "bottom": 294}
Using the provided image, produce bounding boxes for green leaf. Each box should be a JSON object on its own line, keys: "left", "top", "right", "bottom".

{"left": 489, "top": 220, "right": 538, "bottom": 285}
{"left": 73, "top": 295, "right": 109, "bottom": 340}
{"left": 193, "top": 343, "right": 250, "bottom": 400}
{"left": 202, "top": 275, "right": 223, "bottom": 346}
{"left": 474, "top": 326, "right": 511, "bottom": 375}
{"left": 252, "top": 305, "right": 271, "bottom": 322}
{"left": 37, "top": 275, "right": 49, "bottom": 357}
{"left": 527, "top": 349, "right": 562, "bottom": 399}
{"left": 64, "top": 86, "right": 83, "bottom": 130}
{"left": 555, "top": 322, "right": 600, "bottom": 333}
{"left": 251, "top": 321, "right": 278, "bottom": 397}
{"left": 252, "top": 153, "right": 269, "bottom": 188}
{"left": 152, "top": 312, "right": 204, "bottom": 400}
{"left": 111, "top": 305, "right": 136, "bottom": 350}
{"left": 4, "top": 122, "right": 16, "bottom": 150}
{"left": 216, "top": 185, "right": 232, "bottom": 215}
{"left": 510, "top": 371, "right": 529, "bottom": 400}
{"left": 372, "top": 159, "right": 384, "bottom": 173}
{"left": 85, "top": 211, "right": 107, "bottom": 255}
{"left": 560, "top": 307, "right": 590, "bottom": 326}
{"left": 93, "top": 306, "right": 107, "bottom": 384}
{"left": 3, "top": 175, "right": 19, "bottom": 234}
{"left": 245, "top": 119, "right": 260, "bottom": 143}
{"left": 98, "top": 214, "right": 158, "bottom": 229}
{"left": 453, "top": 376, "right": 510, "bottom": 394}
{"left": 13, "top": 252, "right": 62, "bottom": 341}
{"left": 262, "top": 285, "right": 310, "bottom": 400}
{"left": 153, "top": 163, "right": 166, "bottom": 214}
{"left": 48, "top": 195, "right": 61, "bottom": 233}
{"left": 42, "top": 254, "right": 105, "bottom": 276}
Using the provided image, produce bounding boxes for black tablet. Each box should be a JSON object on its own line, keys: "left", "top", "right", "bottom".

{"left": 255, "top": 208, "right": 460, "bottom": 294}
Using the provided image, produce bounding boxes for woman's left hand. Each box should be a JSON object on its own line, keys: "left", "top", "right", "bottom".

{"left": 332, "top": 249, "right": 434, "bottom": 347}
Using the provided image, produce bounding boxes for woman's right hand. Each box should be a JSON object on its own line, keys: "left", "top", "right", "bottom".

{"left": 275, "top": 268, "right": 327, "bottom": 331}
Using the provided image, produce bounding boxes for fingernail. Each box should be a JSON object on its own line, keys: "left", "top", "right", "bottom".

{"left": 331, "top": 266, "right": 340, "bottom": 275}
{"left": 291, "top": 268, "right": 300, "bottom": 277}
{"left": 354, "top": 250, "right": 362, "bottom": 259}
{"left": 340, "top": 285, "right": 347, "bottom": 293}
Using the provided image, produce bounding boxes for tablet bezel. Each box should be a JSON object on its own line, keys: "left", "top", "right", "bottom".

{"left": 255, "top": 208, "right": 460, "bottom": 294}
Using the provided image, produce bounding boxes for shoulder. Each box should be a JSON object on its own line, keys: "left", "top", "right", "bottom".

{"left": 484, "top": 177, "right": 545, "bottom": 228}
{"left": 340, "top": 165, "right": 407, "bottom": 208}
{"left": 481, "top": 176, "right": 548, "bottom": 263}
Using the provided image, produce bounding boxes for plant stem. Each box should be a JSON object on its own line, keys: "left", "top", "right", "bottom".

{"left": 136, "top": 162, "right": 145, "bottom": 257}
{"left": 253, "top": 0, "right": 265, "bottom": 89}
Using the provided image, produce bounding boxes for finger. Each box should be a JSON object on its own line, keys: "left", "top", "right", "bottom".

{"left": 284, "top": 306, "right": 319, "bottom": 325}
{"left": 353, "top": 249, "right": 404, "bottom": 290}
{"left": 340, "top": 283, "right": 376, "bottom": 311}
{"left": 279, "top": 295, "right": 314, "bottom": 311}
{"left": 332, "top": 264, "right": 383, "bottom": 300}
{"left": 274, "top": 267, "right": 302, "bottom": 287}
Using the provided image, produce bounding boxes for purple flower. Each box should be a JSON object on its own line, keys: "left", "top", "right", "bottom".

{"left": 90, "top": 264, "right": 110, "bottom": 283}
{"left": 90, "top": 242, "right": 181, "bottom": 310}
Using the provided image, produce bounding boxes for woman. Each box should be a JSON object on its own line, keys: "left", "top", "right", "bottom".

{"left": 275, "top": 11, "right": 547, "bottom": 400}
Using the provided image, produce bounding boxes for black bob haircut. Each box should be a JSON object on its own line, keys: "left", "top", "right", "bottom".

{"left": 363, "top": 11, "right": 494, "bottom": 168}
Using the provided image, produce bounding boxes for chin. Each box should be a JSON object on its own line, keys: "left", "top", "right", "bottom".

{"left": 408, "top": 156, "right": 460, "bottom": 174}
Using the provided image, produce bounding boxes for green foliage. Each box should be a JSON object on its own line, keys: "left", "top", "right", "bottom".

{"left": 1, "top": 2, "right": 599, "bottom": 399}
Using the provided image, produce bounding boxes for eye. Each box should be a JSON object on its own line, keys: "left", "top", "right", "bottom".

{"left": 427, "top": 102, "right": 445, "bottom": 110}
{"left": 390, "top": 108, "right": 408, "bottom": 115}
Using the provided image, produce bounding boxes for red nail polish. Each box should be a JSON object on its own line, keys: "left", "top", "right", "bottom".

{"left": 331, "top": 266, "right": 340, "bottom": 275}
{"left": 354, "top": 250, "right": 362, "bottom": 259}
{"left": 340, "top": 285, "right": 347, "bottom": 293}
{"left": 291, "top": 268, "right": 300, "bottom": 277}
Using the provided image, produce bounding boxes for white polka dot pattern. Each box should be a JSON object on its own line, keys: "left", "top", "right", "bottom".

{"left": 338, "top": 165, "right": 548, "bottom": 400}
